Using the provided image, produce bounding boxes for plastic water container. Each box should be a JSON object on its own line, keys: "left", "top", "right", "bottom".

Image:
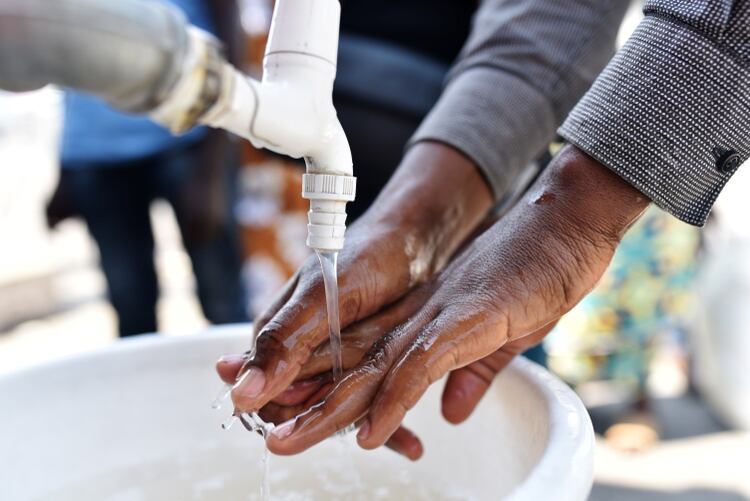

{"left": 0, "top": 326, "right": 594, "bottom": 500}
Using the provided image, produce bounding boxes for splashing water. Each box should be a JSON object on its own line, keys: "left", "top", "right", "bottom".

{"left": 214, "top": 384, "right": 274, "bottom": 501}
{"left": 260, "top": 446, "right": 270, "bottom": 501}
{"left": 213, "top": 249, "right": 350, "bottom": 499}
{"left": 316, "top": 250, "right": 345, "bottom": 384}
{"left": 212, "top": 383, "right": 232, "bottom": 411}
{"left": 236, "top": 412, "right": 274, "bottom": 501}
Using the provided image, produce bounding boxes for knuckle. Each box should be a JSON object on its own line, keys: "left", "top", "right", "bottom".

{"left": 254, "top": 325, "right": 289, "bottom": 357}
{"left": 339, "top": 259, "right": 388, "bottom": 323}
{"left": 378, "top": 392, "right": 413, "bottom": 423}
{"left": 364, "top": 332, "right": 400, "bottom": 370}
{"left": 340, "top": 290, "right": 363, "bottom": 325}
{"left": 357, "top": 357, "right": 386, "bottom": 378}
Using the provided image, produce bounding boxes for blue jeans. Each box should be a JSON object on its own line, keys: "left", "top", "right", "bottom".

{"left": 63, "top": 142, "right": 248, "bottom": 337}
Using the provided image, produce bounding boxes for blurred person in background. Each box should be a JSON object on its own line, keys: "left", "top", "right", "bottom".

{"left": 46, "top": 0, "right": 249, "bottom": 337}
{"left": 334, "top": 0, "right": 478, "bottom": 221}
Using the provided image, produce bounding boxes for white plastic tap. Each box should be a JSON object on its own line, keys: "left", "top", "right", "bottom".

{"left": 198, "top": 0, "right": 356, "bottom": 252}
{"left": 1, "top": 0, "right": 354, "bottom": 250}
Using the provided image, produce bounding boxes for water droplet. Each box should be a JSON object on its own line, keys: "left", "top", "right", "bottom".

{"left": 221, "top": 415, "right": 238, "bottom": 430}
{"left": 532, "top": 192, "right": 556, "bottom": 205}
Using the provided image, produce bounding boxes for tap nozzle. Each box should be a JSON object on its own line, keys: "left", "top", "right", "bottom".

{"left": 302, "top": 171, "right": 356, "bottom": 251}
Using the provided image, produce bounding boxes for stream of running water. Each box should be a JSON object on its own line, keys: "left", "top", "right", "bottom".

{"left": 315, "top": 250, "right": 344, "bottom": 384}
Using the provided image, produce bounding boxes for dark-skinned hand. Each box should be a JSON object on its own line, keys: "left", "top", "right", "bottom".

{"left": 217, "top": 142, "right": 493, "bottom": 416}
{"left": 219, "top": 145, "right": 648, "bottom": 456}
{"left": 217, "top": 321, "right": 555, "bottom": 460}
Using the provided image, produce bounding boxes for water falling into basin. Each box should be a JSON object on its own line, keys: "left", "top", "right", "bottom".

{"left": 213, "top": 249, "right": 349, "bottom": 498}
{"left": 214, "top": 383, "right": 274, "bottom": 501}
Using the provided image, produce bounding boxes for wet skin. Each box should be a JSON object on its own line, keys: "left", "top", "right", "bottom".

{"left": 225, "top": 142, "right": 493, "bottom": 407}
{"left": 217, "top": 143, "right": 649, "bottom": 458}
{"left": 217, "top": 321, "right": 555, "bottom": 460}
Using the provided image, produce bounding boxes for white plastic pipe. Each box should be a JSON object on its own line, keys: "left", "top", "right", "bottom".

{"left": 0, "top": 0, "right": 192, "bottom": 112}
{"left": 1, "top": 0, "right": 355, "bottom": 252}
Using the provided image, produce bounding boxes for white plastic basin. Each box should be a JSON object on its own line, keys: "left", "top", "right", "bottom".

{"left": 0, "top": 325, "right": 594, "bottom": 500}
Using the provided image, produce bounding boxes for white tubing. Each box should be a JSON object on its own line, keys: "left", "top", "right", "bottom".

{"left": 0, "top": 0, "right": 189, "bottom": 111}
{"left": 302, "top": 175, "right": 356, "bottom": 250}
{"left": 266, "top": 0, "right": 341, "bottom": 65}
{"left": 199, "top": 66, "right": 260, "bottom": 143}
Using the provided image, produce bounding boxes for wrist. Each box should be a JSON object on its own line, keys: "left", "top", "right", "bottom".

{"left": 479, "top": 145, "right": 650, "bottom": 331}
{"left": 536, "top": 145, "right": 649, "bottom": 245}
{"left": 366, "top": 141, "right": 492, "bottom": 230}
{"left": 357, "top": 141, "right": 493, "bottom": 274}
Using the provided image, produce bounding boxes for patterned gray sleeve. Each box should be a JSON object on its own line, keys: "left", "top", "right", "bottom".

{"left": 408, "top": 0, "right": 631, "bottom": 201}
{"left": 559, "top": 0, "right": 750, "bottom": 226}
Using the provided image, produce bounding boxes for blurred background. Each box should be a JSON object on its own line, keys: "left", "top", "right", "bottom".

{"left": 0, "top": 1, "right": 748, "bottom": 500}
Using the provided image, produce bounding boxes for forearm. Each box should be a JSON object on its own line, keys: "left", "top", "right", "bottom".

{"left": 355, "top": 141, "right": 494, "bottom": 282}
{"left": 530, "top": 146, "right": 650, "bottom": 246}
{"left": 410, "top": 0, "right": 631, "bottom": 201}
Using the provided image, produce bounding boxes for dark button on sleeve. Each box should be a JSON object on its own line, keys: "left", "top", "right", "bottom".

{"left": 713, "top": 146, "right": 742, "bottom": 174}
{"left": 559, "top": 12, "right": 750, "bottom": 227}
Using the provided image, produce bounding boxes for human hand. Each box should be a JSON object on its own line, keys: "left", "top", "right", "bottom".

{"left": 247, "top": 145, "right": 648, "bottom": 455}
{"left": 219, "top": 319, "right": 554, "bottom": 460}
{"left": 218, "top": 142, "right": 493, "bottom": 414}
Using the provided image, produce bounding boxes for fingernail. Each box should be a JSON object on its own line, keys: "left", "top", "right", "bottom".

{"left": 233, "top": 366, "right": 266, "bottom": 398}
{"left": 217, "top": 354, "right": 245, "bottom": 365}
{"left": 271, "top": 418, "right": 296, "bottom": 440}
{"left": 357, "top": 420, "right": 371, "bottom": 441}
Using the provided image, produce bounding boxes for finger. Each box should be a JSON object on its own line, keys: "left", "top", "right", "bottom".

{"left": 271, "top": 376, "right": 330, "bottom": 406}
{"left": 258, "top": 402, "right": 301, "bottom": 425}
{"left": 259, "top": 382, "right": 334, "bottom": 424}
{"left": 265, "top": 308, "right": 438, "bottom": 455}
{"left": 253, "top": 271, "right": 300, "bottom": 333}
{"left": 263, "top": 401, "right": 424, "bottom": 460}
{"left": 265, "top": 371, "right": 377, "bottom": 455}
{"left": 233, "top": 246, "right": 412, "bottom": 412}
{"left": 385, "top": 426, "right": 423, "bottom": 461}
{"left": 441, "top": 355, "right": 511, "bottom": 425}
{"left": 216, "top": 353, "right": 247, "bottom": 384}
{"left": 232, "top": 282, "right": 328, "bottom": 412}
{"left": 265, "top": 386, "right": 426, "bottom": 461}
{"left": 358, "top": 308, "right": 503, "bottom": 450}
{"left": 441, "top": 321, "right": 558, "bottom": 424}
{"left": 268, "top": 290, "right": 434, "bottom": 408}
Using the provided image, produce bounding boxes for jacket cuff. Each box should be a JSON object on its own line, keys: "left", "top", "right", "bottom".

{"left": 559, "top": 14, "right": 750, "bottom": 226}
